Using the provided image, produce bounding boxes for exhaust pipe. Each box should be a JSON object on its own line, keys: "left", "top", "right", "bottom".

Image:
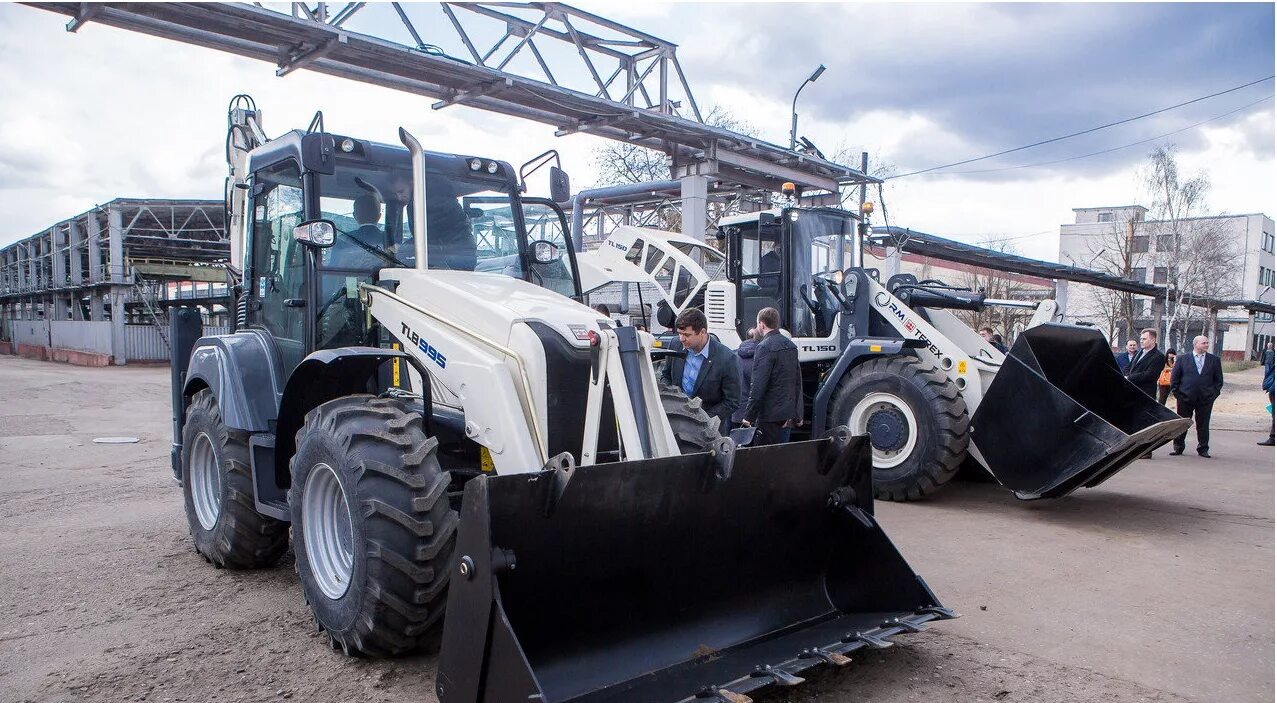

{"left": 398, "top": 127, "right": 428, "bottom": 270}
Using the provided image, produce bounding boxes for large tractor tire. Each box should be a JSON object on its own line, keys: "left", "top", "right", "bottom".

{"left": 659, "top": 384, "right": 723, "bottom": 453}
{"left": 289, "top": 395, "right": 457, "bottom": 657}
{"left": 828, "top": 355, "right": 969, "bottom": 501}
{"left": 181, "top": 389, "right": 288, "bottom": 569}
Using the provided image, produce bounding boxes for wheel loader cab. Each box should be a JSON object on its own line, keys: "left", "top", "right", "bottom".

{"left": 241, "top": 130, "right": 580, "bottom": 374}
{"left": 721, "top": 206, "right": 857, "bottom": 339}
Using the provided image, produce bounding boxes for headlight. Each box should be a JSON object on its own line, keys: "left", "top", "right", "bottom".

{"left": 486, "top": 161, "right": 499, "bottom": 174}
{"left": 469, "top": 158, "right": 482, "bottom": 171}
{"left": 339, "top": 138, "right": 355, "bottom": 153}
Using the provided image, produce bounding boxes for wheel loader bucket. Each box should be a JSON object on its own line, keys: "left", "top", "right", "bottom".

{"left": 436, "top": 432, "right": 956, "bottom": 703}
{"left": 970, "top": 323, "right": 1192, "bottom": 500}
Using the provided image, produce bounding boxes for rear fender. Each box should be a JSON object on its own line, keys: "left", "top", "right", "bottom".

{"left": 272, "top": 347, "right": 433, "bottom": 492}
{"left": 810, "top": 339, "right": 924, "bottom": 437}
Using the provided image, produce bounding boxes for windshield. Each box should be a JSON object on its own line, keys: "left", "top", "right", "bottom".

{"left": 316, "top": 160, "right": 527, "bottom": 277}
{"left": 793, "top": 209, "right": 855, "bottom": 276}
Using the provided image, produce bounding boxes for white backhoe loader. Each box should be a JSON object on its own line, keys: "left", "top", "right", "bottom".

{"left": 167, "top": 98, "right": 956, "bottom": 703}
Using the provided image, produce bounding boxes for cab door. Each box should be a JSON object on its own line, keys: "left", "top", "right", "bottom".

{"left": 247, "top": 161, "right": 308, "bottom": 373}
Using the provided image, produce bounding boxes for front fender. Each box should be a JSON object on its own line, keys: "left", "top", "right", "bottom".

{"left": 273, "top": 347, "right": 432, "bottom": 490}
{"left": 810, "top": 338, "right": 924, "bottom": 437}
{"left": 183, "top": 330, "right": 285, "bottom": 433}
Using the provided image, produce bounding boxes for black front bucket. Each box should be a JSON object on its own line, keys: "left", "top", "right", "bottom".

{"left": 436, "top": 433, "right": 955, "bottom": 703}
{"left": 970, "top": 323, "right": 1192, "bottom": 500}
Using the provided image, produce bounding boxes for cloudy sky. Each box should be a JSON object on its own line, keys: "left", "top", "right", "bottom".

{"left": 0, "top": 2, "right": 1272, "bottom": 262}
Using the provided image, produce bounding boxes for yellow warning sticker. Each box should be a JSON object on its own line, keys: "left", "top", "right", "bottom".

{"left": 869, "top": 344, "right": 882, "bottom": 352}
{"left": 391, "top": 343, "right": 401, "bottom": 387}
{"left": 957, "top": 360, "right": 967, "bottom": 374}
{"left": 480, "top": 447, "right": 496, "bottom": 473}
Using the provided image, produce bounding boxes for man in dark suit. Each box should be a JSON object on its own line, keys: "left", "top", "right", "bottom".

{"left": 1125, "top": 328, "right": 1166, "bottom": 459}
{"left": 1115, "top": 339, "right": 1138, "bottom": 373}
{"left": 661, "top": 308, "right": 741, "bottom": 435}
{"left": 1169, "top": 335, "right": 1225, "bottom": 458}
{"left": 742, "top": 307, "right": 801, "bottom": 446}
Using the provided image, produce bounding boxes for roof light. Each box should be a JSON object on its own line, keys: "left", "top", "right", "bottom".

{"left": 469, "top": 158, "right": 483, "bottom": 171}
{"left": 339, "top": 138, "right": 355, "bottom": 153}
{"left": 486, "top": 161, "right": 499, "bottom": 174}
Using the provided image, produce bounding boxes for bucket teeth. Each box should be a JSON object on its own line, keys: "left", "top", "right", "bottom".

{"left": 843, "top": 630, "right": 893, "bottom": 649}
{"left": 881, "top": 617, "right": 923, "bottom": 633}
{"left": 916, "top": 605, "right": 960, "bottom": 620}
{"left": 750, "top": 664, "right": 804, "bottom": 687}
{"left": 801, "top": 647, "right": 852, "bottom": 666}
{"left": 695, "top": 686, "right": 753, "bottom": 703}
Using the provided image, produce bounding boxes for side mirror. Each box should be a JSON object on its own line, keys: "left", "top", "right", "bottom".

{"left": 549, "top": 166, "right": 571, "bottom": 204}
{"left": 293, "top": 219, "right": 336, "bottom": 248}
{"left": 531, "top": 239, "right": 560, "bottom": 264}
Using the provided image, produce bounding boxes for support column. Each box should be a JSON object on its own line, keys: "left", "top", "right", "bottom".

{"left": 90, "top": 291, "right": 104, "bottom": 321}
{"left": 87, "top": 212, "right": 102, "bottom": 283}
{"left": 1150, "top": 296, "right": 1166, "bottom": 339}
{"left": 680, "top": 175, "right": 708, "bottom": 241}
{"left": 51, "top": 227, "right": 69, "bottom": 320}
{"left": 108, "top": 206, "right": 126, "bottom": 284}
{"left": 1244, "top": 310, "right": 1256, "bottom": 360}
{"left": 110, "top": 286, "right": 128, "bottom": 365}
{"left": 1054, "top": 280, "right": 1069, "bottom": 318}
{"left": 885, "top": 246, "right": 902, "bottom": 278}
{"left": 69, "top": 219, "right": 84, "bottom": 285}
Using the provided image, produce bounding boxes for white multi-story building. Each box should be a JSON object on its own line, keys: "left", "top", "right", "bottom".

{"left": 1058, "top": 205, "right": 1274, "bottom": 358}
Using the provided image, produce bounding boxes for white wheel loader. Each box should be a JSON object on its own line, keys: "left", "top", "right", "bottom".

{"left": 168, "top": 98, "right": 956, "bottom": 703}
{"left": 577, "top": 204, "right": 1190, "bottom": 501}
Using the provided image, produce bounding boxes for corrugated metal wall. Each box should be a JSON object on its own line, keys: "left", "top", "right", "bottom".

{"left": 50, "top": 321, "right": 112, "bottom": 354}
{"left": 125, "top": 324, "right": 230, "bottom": 361}
{"left": 11, "top": 320, "right": 50, "bottom": 347}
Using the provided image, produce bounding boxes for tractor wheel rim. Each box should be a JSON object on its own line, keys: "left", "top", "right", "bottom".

{"left": 303, "top": 463, "right": 355, "bottom": 600}
{"left": 848, "top": 392, "right": 919, "bottom": 469}
{"left": 190, "top": 432, "right": 222, "bottom": 531}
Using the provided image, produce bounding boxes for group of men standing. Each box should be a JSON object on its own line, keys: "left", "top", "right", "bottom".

{"left": 661, "top": 307, "right": 800, "bottom": 446}
{"left": 1118, "top": 329, "right": 1224, "bottom": 458}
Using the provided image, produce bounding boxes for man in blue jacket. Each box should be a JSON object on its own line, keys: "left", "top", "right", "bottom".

{"left": 661, "top": 308, "right": 741, "bottom": 435}
{"left": 1169, "top": 335, "right": 1225, "bottom": 458}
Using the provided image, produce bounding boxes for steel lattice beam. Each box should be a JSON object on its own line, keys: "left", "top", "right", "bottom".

{"left": 26, "top": 1, "right": 875, "bottom": 193}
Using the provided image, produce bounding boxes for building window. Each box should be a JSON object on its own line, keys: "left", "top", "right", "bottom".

{"left": 1156, "top": 234, "right": 1173, "bottom": 252}
{"left": 1098, "top": 212, "right": 1115, "bottom": 222}
{"left": 1153, "top": 267, "right": 1169, "bottom": 284}
{"left": 1130, "top": 267, "right": 1146, "bottom": 282}
{"left": 1262, "top": 231, "right": 1274, "bottom": 254}
{"left": 1261, "top": 266, "right": 1275, "bottom": 288}
{"left": 1132, "top": 235, "right": 1149, "bottom": 253}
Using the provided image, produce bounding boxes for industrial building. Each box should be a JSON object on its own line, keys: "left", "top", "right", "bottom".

{"left": 0, "top": 199, "right": 230, "bottom": 365}
{"left": 1059, "top": 205, "right": 1275, "bottom": 358}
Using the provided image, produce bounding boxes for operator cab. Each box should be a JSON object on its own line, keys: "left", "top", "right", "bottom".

{"left": 242, "top": 129, "right": 578, "bottom": 373}
{"left": 718, "top": 206, "right": 857, "bottom": 339}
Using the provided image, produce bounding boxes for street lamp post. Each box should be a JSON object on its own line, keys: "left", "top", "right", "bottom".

{"left": 789, "top": 64, "right": 826, "bottom": 151}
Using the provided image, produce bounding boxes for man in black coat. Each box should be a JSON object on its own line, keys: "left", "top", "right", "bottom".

{"left": 1115, "top": 339, "right": 1138, "bottom": 373}
{"left": 660, "top": 308, "right": 741, "bottom": 435}
{"left": 1125, "top": 328, "right": 1166, "bottom": 459}
{"left": 742, "top": 307, "right": 800, "bottom": 446}
{"left": 1125, "top": 328, "right": 1166, "bottom": 398}
{"left": 1170, "top": 335, "right": 1225, "bottom": 458}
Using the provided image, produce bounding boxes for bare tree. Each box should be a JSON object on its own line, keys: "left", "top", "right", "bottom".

{"left": 954, "top": 237, "right": 1040, "bottom": 341}
{"left": 1141, "top": 145, "right": 1241, "bottom": 350}
{"left": 1080, "top": 212, "right": 1145, "bottom": 343}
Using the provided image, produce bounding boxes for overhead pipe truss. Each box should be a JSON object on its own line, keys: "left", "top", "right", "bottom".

{"left": 30, "top": 2, "right": 873, "bottom": 194}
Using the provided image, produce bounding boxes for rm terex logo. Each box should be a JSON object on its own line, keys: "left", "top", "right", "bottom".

{"left": 873, "top": 292, "right": 942, "bottom": 356}
{"left": 400, "top": 322, "right": 447, "bottom": 369}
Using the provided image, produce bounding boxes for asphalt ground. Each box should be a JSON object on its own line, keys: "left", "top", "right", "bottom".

{"left": 0, "top": 356, "right": 1272, "bottom": 702}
